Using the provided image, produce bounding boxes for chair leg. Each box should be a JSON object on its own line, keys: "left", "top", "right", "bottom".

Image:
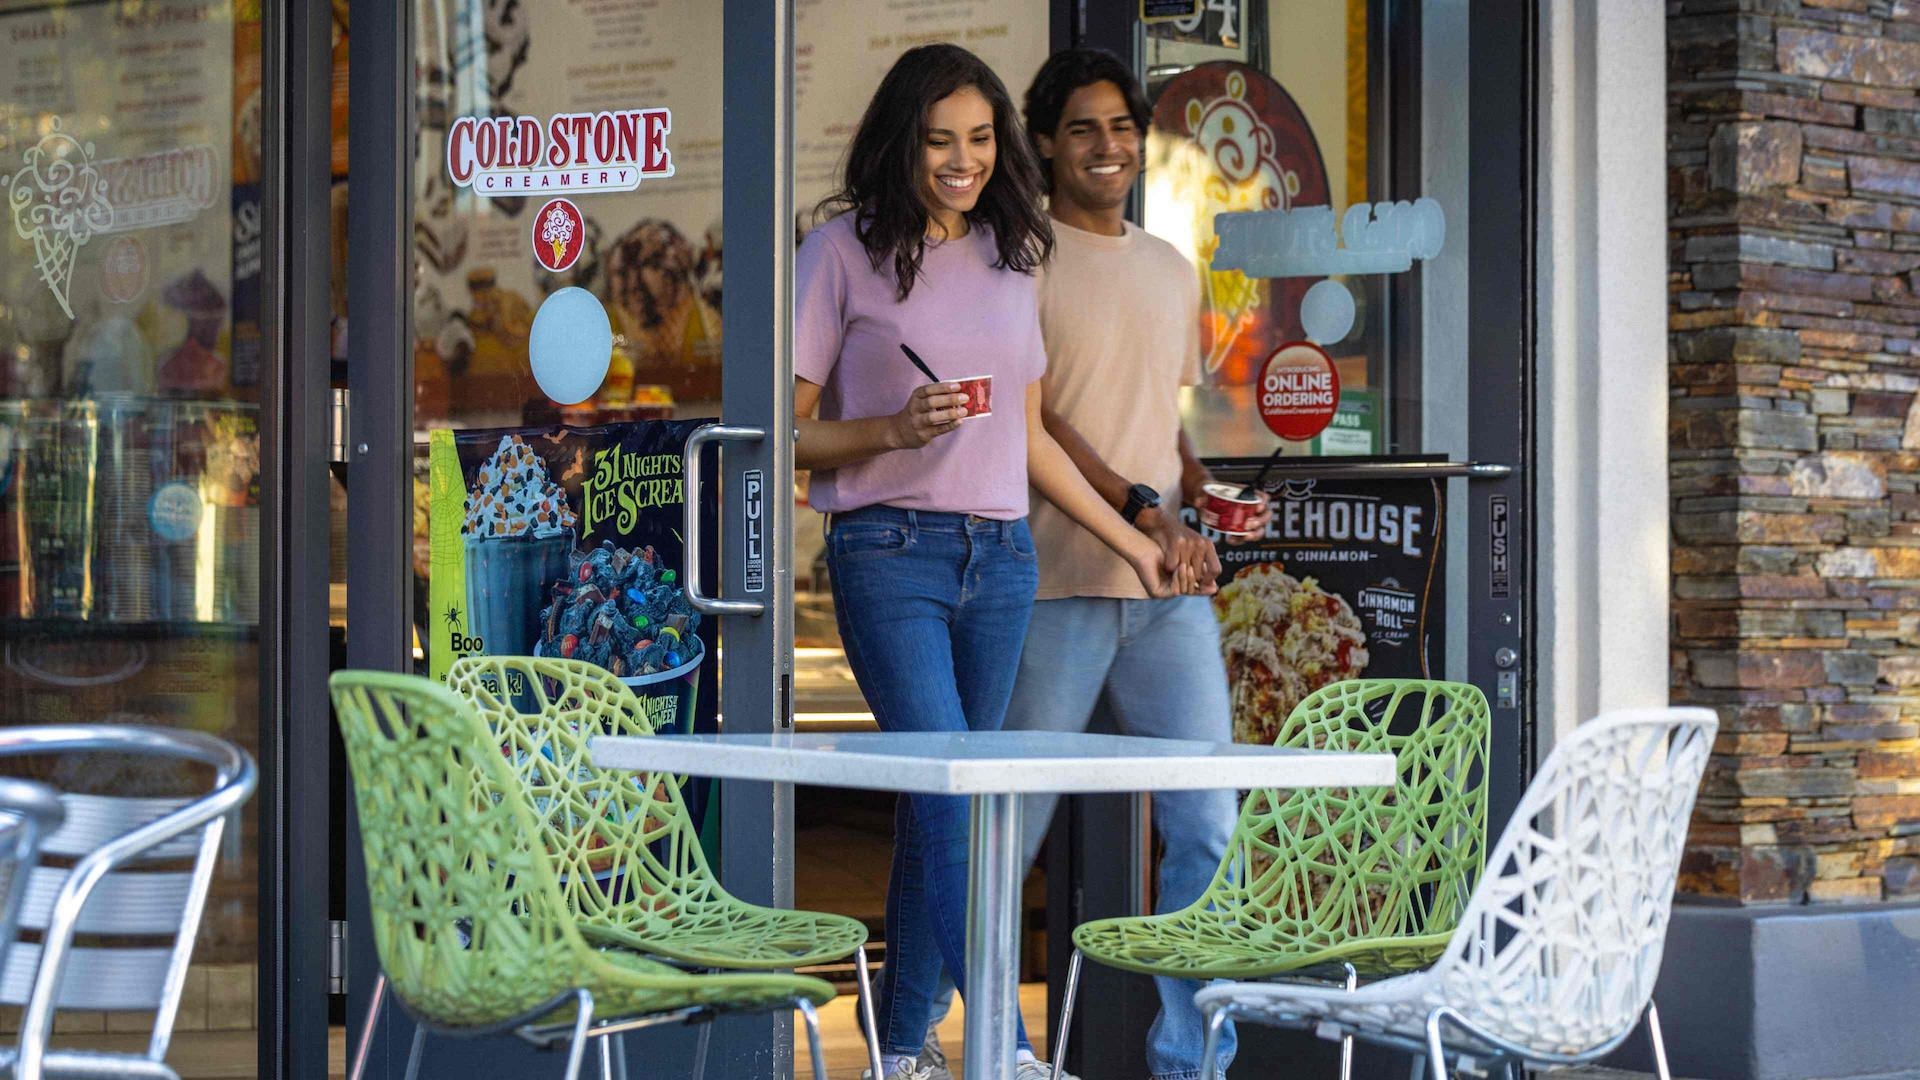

{"left": 1407, "top": 1054, "right": 1425, "bottom": 1080}
{"left": 597, "top": 1032, "right": 615, "bottom": 1080}
{"left": 1050, "top": 948, "right": 1084, "bottom": 1080}
{"left": 561, "top": 989, "right": 597, "bottom": 1080}
{"left": 855, "top": 946, "right": 884, "bottom": 1080}
{"left": 1646, "top": 1000, "right": 1673, "bottom": 1080}
{"left": 401, "top": 1025, "right": 426, "bottom": 1080}
{"left": 612, "top": 1033, "right": 629, "bottom": 1080}
{"left": 1200, "top": 1003, "right": 1232, "bottom": 1080}
{"left": 1423, "top": 1008, "right": 1456, "bottom": 1080}
{"left": 797, "top": 998, "right": 829, "bottom": 1080}
{"left": 348, "top": 972, "right": 389, "bottom": 1080}
{"left": 691, "top": 1019, "right": 712, "bottom": 1080}
{"left": 1339, "top": 962, "right": 1358, "bottom": 1080}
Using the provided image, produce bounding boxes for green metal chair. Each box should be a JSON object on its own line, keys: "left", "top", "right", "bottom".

{"left": 332, "top": 670, "right": 837, "bottom": 1080}
{"left": 1052, "top": 678, "right": 1492, "bottom": 1080}
{"left": 445, "top": 654, "right": 882, "bottom": 1077}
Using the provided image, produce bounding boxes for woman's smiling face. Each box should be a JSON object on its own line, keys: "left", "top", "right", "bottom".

{"left": 921, "top": 85, "right": 997, "bottom": 232}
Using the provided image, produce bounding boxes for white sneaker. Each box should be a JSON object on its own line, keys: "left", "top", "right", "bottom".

{"left": 861, "top": 1057, "right": 939, "bottom": 1080}
{"left": 1015, "top": 1060, "right": 1080, "bottom": 1080}
{"left": 918, "top": 1030, "right": 955, "bottom": 1080}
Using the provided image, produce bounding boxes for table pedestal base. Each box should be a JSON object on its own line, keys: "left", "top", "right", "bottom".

{"left": 964, "top": 792, "right": 1022, "bottom": 1080}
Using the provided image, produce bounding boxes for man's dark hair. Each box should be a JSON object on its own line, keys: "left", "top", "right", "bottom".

{"left": 818, "top": 43, "right": 1054, "bottom": 301}
{"left": 1022, "top": 48, "right": 1153, "bottom": 189}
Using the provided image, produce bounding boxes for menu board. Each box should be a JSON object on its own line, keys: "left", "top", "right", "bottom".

{"left": 1187, "top": 459, "right": 1445, "bottom": 746}
{"left": 0, "top": 0, "right": 244, "bottom": 398}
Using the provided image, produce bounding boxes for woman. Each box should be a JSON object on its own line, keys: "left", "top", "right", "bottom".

{"left": 795, "top": 43, "right": 1169, "bottom": 1080}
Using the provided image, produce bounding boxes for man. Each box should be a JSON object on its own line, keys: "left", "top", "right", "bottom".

{"left": 912, "top": 47, "right": 1269, "bottom": 1080}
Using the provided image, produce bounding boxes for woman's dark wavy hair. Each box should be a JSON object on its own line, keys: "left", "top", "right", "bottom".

{"left": 1022, "top": 48, "right": 1153, "bottom": 194}
{"left": 818, "top": 43, "right": 1053, "bottom": 301}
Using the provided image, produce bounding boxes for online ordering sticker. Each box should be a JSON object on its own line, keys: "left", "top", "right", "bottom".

{"left": 1258, "top": 341, "right": 1339, "bottom": 442}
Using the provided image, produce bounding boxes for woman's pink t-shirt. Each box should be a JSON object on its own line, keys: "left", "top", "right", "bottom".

{"left": 795, "top": 213, "right": 1046, "bottom": 520}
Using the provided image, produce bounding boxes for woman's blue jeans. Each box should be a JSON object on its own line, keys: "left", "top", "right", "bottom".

{"left": 827, "top": 505, "right": 1039, "bottom": 1057}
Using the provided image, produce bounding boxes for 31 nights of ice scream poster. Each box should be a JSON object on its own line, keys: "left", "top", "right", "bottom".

{"left": 427, "top": 419, "right": 718, "bottom": 737}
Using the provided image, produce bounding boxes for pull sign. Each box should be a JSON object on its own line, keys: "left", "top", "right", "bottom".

{"left": 743, "top": 469, "right": 765, "bottom": 594}
{"left": 1488, "top": 495, "right": 1511, "bottom": 600}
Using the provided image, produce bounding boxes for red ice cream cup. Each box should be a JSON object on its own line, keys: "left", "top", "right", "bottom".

{"left": 1199, "top": 482, "right": 1264, "bottom": 537}
{"left": 954, "top": 375, "right": 992, "bottom": 420}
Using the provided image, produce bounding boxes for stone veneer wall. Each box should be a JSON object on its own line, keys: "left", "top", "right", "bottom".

{"left": 1671, "top": 1, "right": 1920, "bottom": 903}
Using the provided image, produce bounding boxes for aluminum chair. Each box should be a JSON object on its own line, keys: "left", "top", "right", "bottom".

{"left": 1194, "top": 707, "right": 1717, "bottom": 1080}
{"left": 0, "top": 779, "right": 63, "bottom": 973}
{"left": 0, "top": 725, "right": 257, "bottom": 1080}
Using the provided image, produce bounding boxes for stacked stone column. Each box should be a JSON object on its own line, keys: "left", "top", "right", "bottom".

{"left": 1672, "top": 1, "right": 1920, "bottom": 902}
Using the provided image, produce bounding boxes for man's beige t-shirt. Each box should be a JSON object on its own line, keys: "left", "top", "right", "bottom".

{"left": 1031, "top": 219, "right": 1201, "bottom": 600}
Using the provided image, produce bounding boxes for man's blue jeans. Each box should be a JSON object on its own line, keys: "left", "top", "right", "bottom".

{"left": 928, "top": 596, "right": 1239, "bottom": 1079}
{"left": 827, "top": 506, "right": 1039, "bottom": 1058}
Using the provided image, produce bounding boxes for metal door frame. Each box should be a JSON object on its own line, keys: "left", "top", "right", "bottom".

{"left": 263, "top": 0, "right": 336, "bottom": 1075}
{"left": 338, "top": 0, "right": 797, "bottom": 1075}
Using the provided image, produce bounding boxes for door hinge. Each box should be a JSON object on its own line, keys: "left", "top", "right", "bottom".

{"left": 328, "top": 919, "right": 348, "bottom": 994}
{"left": 329, "top": 388, "right": 351, "bottom": 465}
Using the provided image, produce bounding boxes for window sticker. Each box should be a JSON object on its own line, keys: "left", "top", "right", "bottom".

{"left": 445, "top": 109, "right": 674, "bottom": 197}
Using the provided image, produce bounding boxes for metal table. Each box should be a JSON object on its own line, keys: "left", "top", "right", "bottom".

{"left": 590, "top": 729, "right": 1395, "bottom": 1080}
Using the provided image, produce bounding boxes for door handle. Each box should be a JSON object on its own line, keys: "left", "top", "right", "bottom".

{"left": 683, "top": 423, "right": 767, "bottom": 617}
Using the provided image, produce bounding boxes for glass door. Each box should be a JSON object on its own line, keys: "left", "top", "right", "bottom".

{"left": 0, "top": 1, "right": 270, "bottom": 1075}
{"left": 1056, "top": 0, "right": 1534, "bottom": 1074}
{"left": 343, "top": 0, "right": 797, "bottom": 1075}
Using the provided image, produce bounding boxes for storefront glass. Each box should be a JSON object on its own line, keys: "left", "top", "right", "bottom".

{"left": 0, "top": 0, "right": 265, "bottom": 1068}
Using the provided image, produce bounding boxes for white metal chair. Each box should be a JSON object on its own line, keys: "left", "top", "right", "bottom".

{"left": 1194, "top": 707, "right": 1717, "bottom": 1080}
{"left": 0, "top": 725, "right": 257, "bottom": 1080}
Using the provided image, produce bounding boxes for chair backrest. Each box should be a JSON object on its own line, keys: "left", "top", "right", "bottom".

{"left": 1432, "top": 707, "right": 1717, "bottom": 1057}
{"left": 333, "top": 669, "right": 719, "bottom": 1033}
{"left": 0, "top": 725, "right": 253, "bottom": 1077}
{"left": 1213, "top": 679, "right": 1491, "bottom": 957}
{"left": 0, "top": 779, "right": 62, "bottom": 976}
{"left": 445, "top": 655, "right": 721, "bottom": 939}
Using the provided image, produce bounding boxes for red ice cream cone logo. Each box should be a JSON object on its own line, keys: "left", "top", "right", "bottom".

{"left": 533, "top": 197, "right": 585, "bottom": 273}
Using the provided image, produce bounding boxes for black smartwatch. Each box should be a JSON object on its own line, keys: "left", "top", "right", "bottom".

{"left": 1121, "top": 482, "right": 1162, "bottom": 525}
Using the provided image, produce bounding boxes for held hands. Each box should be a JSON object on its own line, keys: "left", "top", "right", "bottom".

{"left": 1139, "top": 508, "right": 1220, "bottom": 596}
{"left": 889, "top": 383, "right": 969, "bottom": 449}
{"left": 1123, "top": 532, "right": 1177, "bottom": 599}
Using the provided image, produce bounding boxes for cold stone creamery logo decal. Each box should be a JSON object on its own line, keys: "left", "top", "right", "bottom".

{"left": 584, "top": 445, "right": 685, "bottom": 539}
{"left": 96, "top": 145, "right": 219, "bottom": 233}
{"left": 1213, "top": 196, "right": 1446, "bottom": 279}
{"left": 4, "top": 117, "right": 113, "bottom": 319}
{"left": 447, "top": 109, "right": 674, "bottom": 197}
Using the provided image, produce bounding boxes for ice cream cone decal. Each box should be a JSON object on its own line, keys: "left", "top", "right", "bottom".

{"left": 1182, "top": 73, "right": 1300, "bottom": 374}
{"left": 3, "top": 118, "right": 113, "bottom": 320}
{"left": 535, "top": 198, "right": 584, "bottom": 273}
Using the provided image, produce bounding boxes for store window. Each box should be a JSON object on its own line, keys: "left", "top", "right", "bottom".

{"left": 0, "top": 0, "right": 266, "bottom": 1067}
